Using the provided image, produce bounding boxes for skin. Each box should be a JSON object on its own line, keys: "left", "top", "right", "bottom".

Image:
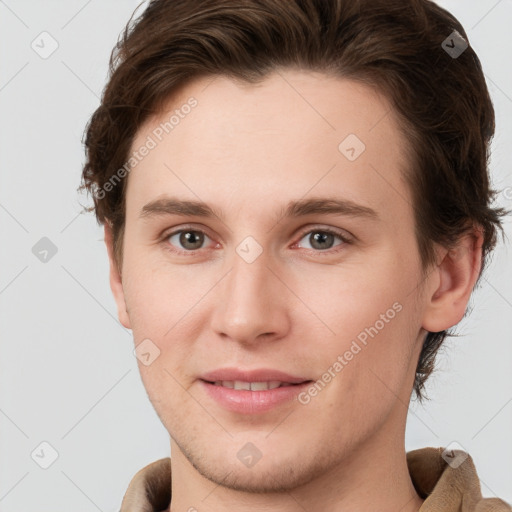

{"left": 105, "top": 69, "right": 483, "bottom": 511}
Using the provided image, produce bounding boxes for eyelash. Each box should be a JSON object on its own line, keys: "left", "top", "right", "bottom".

{"left": 160, "top": 224, "right": 353, "bottom": 257}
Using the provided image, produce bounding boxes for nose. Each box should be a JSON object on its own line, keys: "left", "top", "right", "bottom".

{"left": 209, "top": 246, "right": 292, "bottom": 347}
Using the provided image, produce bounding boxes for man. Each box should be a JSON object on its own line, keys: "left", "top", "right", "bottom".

{"left": 80, "top": 0, "right": 511, "bottom": 510}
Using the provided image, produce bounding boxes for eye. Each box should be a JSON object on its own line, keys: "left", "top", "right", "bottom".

{"left": 161, "top": 225, "right": 352, "bottom": 256}
{"left": 294, "top": 227, "right": 351, "bottom": 254}
{"left": 164, "top": 227, "right": 214, "bottom": 253}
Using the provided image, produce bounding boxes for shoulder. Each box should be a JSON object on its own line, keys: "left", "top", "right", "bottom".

{"left": 407, "top": 447, "right": 511, "bottom": 511}
{"left": 120, "top": 457, "right": 172, "bottom": 512}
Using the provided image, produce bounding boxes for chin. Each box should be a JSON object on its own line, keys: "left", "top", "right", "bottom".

{"left": 175, "top": 433, "right": 335, "bottom": 494}
{"left": 194, "top": 457, "right": 323, "bottom": 493}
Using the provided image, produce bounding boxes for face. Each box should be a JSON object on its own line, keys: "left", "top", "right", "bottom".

{"left": 109, "top": 70, "right": 436, "bottom": 492}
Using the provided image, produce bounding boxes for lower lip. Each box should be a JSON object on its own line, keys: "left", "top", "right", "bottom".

{"left": 199, "top": 380, "right": 313, "bottom": 414}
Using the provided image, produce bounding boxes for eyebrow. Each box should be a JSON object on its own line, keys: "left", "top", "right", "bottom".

{"left": 139, "top": 196, "right": 379, "bottom": 222}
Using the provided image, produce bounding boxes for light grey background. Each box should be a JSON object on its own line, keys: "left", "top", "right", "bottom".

{"left": 0, "top": 0, "right": 511, "bottom": 510}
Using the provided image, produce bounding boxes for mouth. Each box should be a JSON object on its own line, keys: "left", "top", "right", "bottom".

{"left": 198, "top": 369, "right": 314, "bottom": 414}
{"left": 203, "top": 380, "right": 309, "bottom": 390}
{"left": 200, "top": 367, "right": 311, "bottom": 385}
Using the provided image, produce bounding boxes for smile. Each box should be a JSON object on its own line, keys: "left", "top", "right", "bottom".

{"left": 210, "top": 380, "right": 300, "bottom": 390}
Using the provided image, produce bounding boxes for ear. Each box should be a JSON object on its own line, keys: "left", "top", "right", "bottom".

{"left": 104, "top": 223, "right": 131, "bottom": 329}
{"left": 421, "top": 226, "right": 484, "bottom": 333}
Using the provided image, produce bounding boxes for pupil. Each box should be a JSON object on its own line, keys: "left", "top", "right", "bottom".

{"left": 312, "top": 232, "right": 332, "bottom": 250}
{"left": 181, "top": 231, "right": 203, "bottom": 250}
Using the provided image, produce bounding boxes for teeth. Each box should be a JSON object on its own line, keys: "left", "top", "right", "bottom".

{"left": 250, "top": 381, "right": 272, "bottom": 391}
{"left": 213, "top": 380, "right": 286, "bottom": 390}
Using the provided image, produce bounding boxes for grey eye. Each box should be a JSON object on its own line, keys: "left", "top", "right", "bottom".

{"left": 168, "top": 230, "right": 210, "bottom": 251}
{"left": 297, "top": 230, "right": 344, "bottom": 251}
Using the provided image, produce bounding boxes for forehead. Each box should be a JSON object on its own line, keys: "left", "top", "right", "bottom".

{"left": 125, "top": 70, "right": 412, "bottom": 225}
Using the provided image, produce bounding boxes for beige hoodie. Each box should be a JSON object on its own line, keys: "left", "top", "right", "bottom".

{"left": 120, "top": 447, "right": 511, "bottom": 511}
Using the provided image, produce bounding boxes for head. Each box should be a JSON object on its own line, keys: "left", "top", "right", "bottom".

{"left": 80, "top": 0, "right": 507, "bottom": 494}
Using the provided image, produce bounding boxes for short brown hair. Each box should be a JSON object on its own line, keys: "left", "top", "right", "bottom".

{"left": 79, "top": 0, "right": 508, "bottom": 402}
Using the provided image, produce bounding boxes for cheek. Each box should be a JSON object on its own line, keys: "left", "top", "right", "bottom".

{"left": 120, "top": 253, "right": 208, "bottom": 395}
{"left": 121, "top": 252, "right": 201, "bottom": 338}
{"left": 297, "top": 302, "right": 418, "bottom": 446}
{"left": 309, "top": 258, "right": 411, "bottom": 340}
{"left": 305, "top": 257, "right": 421, "bottom": 403}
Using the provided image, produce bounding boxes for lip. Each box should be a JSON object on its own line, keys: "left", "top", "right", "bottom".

{"left": 201, "top": 368, "right": 310, "bottom": 384}
{"left": 199, "top": 367, "right": 313, "bottom": 414}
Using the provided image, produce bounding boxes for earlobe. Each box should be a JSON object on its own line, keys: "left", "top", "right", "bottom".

{"left": 104, "top": 223, "right": 131, "bottom": 329}
{"left": 421, "top": 227, "right": 484, "bottom": 333}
